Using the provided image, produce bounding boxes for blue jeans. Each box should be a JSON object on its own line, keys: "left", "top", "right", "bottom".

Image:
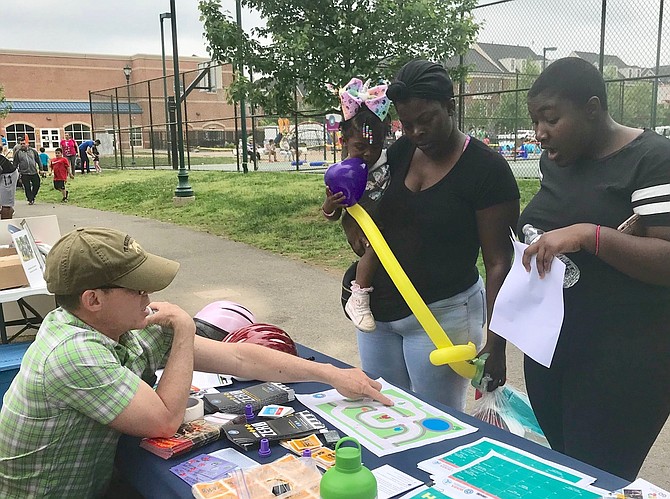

{"left": 357, "top": 277, "right": 486, "bottom": 411}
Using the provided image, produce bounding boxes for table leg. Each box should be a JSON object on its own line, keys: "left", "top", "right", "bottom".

{"left": 0, "top": 304, "right": 7, "bottom": 344}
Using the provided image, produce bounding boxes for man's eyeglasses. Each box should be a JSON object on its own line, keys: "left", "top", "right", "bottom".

{"left": 98, "top": 285, "right": 147, "bottom": 296}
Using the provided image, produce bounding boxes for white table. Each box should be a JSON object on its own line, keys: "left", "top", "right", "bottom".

{"left": 0, "top": 285, "right": 52, "bottom": 344}
{"left": 0, "top": 216, "right": 60, "bottom": 343}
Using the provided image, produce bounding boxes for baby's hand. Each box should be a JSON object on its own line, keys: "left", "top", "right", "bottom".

{"left": 324, "top": 187, "right": 347, "bottom": 212}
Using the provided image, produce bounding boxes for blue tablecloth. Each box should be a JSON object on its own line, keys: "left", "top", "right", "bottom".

{"left": 115, "top": 345, "right": 628, "bottom": 498}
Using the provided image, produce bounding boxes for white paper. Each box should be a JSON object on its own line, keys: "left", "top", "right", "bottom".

{"left": 155, "top": 369, "right": 233, "bottom": 391}
{"left": 11, "top": 230, "right": 46, "bottom": 288}
{"left": 208, "top": 447, "right": 260, "bottom": 469}
{"left": 614, "top": 478, "right": 670, "bottom": 497}
{"left": 489, "top": 238, "right": 565, "bottom": 367}
{"left": 417, "top": 437, "right": 596, "bottom": 486}
{"left": 296, "top": 378, "right": 477, "bottom": 457}
{"left": 371, "top": 464, "right": 424, "bottom": 499}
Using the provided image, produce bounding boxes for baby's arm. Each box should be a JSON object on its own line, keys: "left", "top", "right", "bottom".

{"left": 322, "top": 187, "right": 346, "bottom": 221}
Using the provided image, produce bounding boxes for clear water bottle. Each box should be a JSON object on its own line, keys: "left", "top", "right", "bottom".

{"left": 522, "top": 224, "right": 580, "bottom": 288}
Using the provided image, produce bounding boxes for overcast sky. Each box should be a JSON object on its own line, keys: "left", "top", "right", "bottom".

{"left": 0, "top": 0, "right": 668, "bottom": 68}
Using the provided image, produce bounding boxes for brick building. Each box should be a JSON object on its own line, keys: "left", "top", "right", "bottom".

{"left": 0, "top": 49, "right": 235, "bottom": 152}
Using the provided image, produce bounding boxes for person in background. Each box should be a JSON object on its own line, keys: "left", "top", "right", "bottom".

{"left": 91, "top": 142, "right": 102, "bottom": 173}
{"left": 0, "top": 148, "right": 18, "bottom": 219}
{"left": 38, "top": 147, "right": 49, "bottom": 178}
{"left": 78, "top": 138, "right": 100, "bottom": 174}
{"left": 0, "top": 227, "right": 392, "bottom": 498}
{"left": 12, "top": 139, "right": 41, "bottom": 205}
{"left": 509, "top": 56, "right": 670, "bottom": 481}
{"left": 1, "top": 134, "right": 8, "bottom": 155}
{"left": 59, "top": 133, "right": 79, "bottom": 177}
{"left": 266, "top": 139, "right": 277, "bottom": 162}
{"left": 49, "top": 147, "right": 73, "bottom": 202}
{"left": 349, "top": 60, "right": 519, "bottom": 411}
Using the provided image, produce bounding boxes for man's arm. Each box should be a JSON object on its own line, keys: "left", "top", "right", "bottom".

{"left": 109, "top": 302, "right": 196, "bottom": 437}
{"left": 193, "top": 336, "right": 393, "bottom": 406}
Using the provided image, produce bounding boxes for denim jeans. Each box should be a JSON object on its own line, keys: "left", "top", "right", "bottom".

{"left": 357, "top": 277, "right": 486, "bottom": 411}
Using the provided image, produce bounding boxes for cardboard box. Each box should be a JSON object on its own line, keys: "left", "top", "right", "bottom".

{"left": 0, "top": 247, "right": 29, "bottom": 291}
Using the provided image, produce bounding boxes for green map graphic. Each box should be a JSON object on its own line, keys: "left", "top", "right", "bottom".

{"left": 316, "top": 388, "right": 469, "bottom": 451}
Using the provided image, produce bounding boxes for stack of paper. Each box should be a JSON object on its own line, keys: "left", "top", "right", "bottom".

{"left": 412, "top": 437, "right": 611, "bottom": 499}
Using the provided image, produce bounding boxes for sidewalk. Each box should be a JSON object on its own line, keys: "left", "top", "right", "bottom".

{"left": 12, "top": 198, "right": 669, "bottom": 489}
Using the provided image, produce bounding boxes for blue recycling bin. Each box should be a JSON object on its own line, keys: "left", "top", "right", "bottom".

{"left": 0, "top": 342, "right": 31, "bottom": 408}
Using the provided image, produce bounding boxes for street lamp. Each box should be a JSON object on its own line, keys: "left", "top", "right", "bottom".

{"left": 169, "top": 0, "right": 194, "bottom": 200}
{"left": 123, "top": 64, "right": 136, "bottom": 165}
{"left": 542, "top": 47, "right": 557, "bottom": 71}
{"left": 160, "top": 12, "right": 172, "bottom": 164}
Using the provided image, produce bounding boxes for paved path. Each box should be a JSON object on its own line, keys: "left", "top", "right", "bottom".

{"left": 13, "top": 198, "right": 668, "bottom": 489}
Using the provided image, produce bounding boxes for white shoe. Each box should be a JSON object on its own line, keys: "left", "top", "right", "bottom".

{"left": 345, "top": 288, "right": 376, "bottom": 332}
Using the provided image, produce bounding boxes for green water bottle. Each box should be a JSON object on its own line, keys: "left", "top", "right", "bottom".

{"left": 320, "top": 437, "right": 377, "bottom": 499}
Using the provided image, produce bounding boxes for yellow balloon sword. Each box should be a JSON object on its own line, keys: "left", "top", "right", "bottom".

{"left": 346, "top": 203, "right": 479, "bottom": 380}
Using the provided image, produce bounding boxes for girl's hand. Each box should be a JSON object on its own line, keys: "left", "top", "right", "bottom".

{"left": 323, "top": 187, "right": 347, "bottom": 213}
{"left": 522, "top": 224, "right": 593, "bottom": 278}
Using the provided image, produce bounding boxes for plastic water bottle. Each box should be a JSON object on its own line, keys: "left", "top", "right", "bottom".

{"left": 320, "top": 437, "right": 377, "bottom": 499}
{"left": 522, "top": 224, "right": 580, "bottom": 288}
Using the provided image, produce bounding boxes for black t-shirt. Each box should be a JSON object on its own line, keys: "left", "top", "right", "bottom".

{"left": 369, "top": 136, "right": 520, "bottom": 321}
{"left": 518, "top": 129, "right": 670, "bottom": 318}
{"left": 0, "top": 155, "right": 16, "bottom": 174}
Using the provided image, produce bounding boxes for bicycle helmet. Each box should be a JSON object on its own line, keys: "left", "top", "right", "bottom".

{"left": 223, "top": 323, "right": 298, "bottom": 356}
{"left": 194, "top": 300, "right": 256, "bottom": 341}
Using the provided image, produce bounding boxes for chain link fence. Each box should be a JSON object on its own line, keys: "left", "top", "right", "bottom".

{"left": 457, "top": 0, "right": 670, "bottom": 177}
{"left": 89, "top": 63, "right": 346, "bottom": 173}
{"left": 90, "top": 0, "right": 670, "bottom": 178}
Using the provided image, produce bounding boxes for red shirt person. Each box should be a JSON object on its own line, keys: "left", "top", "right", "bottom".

{"left": 50, "top": 148, "right": 73, "bottom": 202}
{"left": 59, "top": 134, "right": 78, "bottom": 176}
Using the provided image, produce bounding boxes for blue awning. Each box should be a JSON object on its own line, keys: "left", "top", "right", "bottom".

{"left": 0, "top": 101, "right": 143, "bottom": 114}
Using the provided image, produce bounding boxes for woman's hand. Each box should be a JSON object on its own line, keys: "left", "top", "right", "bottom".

{"left": 522, "top": 224, "right": 594, "bottom": 278}
{"left": 477, "top": 335, "right": 507, "bottom": 392}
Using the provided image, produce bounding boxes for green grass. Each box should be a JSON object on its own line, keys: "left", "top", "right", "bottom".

{"left": 41, "top": 170, "right": 539, "bottom": 274}
{"left": 102, "top": 154, "right": 237, "bottom": 168}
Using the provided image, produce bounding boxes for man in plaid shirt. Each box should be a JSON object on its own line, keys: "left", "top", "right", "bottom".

{"left": 0, "top": 228, "right": 391, "bottom": 497}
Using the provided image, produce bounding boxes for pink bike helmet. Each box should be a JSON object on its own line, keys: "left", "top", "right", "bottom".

{"left": 194, "top": 301, "right": 256, "bottom": 341}
{"left": 223, "top": 323, "right": 298, "bottom": 356}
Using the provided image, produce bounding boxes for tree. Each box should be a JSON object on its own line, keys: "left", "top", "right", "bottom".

{"left": 0, "top": 85, "right": 9, "bottom": 118}
{"left": 199, "top": 0, "right": 479, "bottom": 115}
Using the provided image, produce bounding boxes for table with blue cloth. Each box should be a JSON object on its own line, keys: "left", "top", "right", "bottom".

{"left": 115, "top": 345, "right": 628, "bottom": 498}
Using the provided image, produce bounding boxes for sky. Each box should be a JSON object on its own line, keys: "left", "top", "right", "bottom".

{"left": 0, "top": 0, "right": 669, "bottom": 68}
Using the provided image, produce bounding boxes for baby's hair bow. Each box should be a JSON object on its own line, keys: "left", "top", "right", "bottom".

{"left": 339, "top": 78, "right": 391, "bottom": 122}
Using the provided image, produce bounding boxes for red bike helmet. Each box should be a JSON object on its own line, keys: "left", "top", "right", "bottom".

{"left": 194, "top": 301, "right": 256, "bottom": 341}
{"left": 223, "top": 323, "right": 298, "bottom": 356}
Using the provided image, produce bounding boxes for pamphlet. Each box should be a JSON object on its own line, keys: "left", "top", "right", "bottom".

{"left": 169, "top": 453, "right": 237, "bottom": 486}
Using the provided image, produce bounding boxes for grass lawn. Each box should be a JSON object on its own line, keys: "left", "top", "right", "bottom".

{"left": 103, "top": 154, "right": 238, "bottom": 168}
{"left": 41, "top": 170, "right": 540, "bottom": 274}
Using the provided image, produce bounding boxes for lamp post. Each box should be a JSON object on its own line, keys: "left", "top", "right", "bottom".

{"left": 123, "top": 64, "right": 136, "bottom": 165}
{"left": 235, "top": 0, "right": 248, "bottom": 174}
{"left": 542, "top": 47, "right": 557, "bottom": 71}
{"left": 160, "top": 12, "right": 172, "bottom": 165}
{"left": 169, "top": 0, "right": 194, "bottom": 200}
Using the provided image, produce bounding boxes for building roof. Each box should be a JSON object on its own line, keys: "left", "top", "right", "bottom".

{"left": 572, "top": 51, "right": 630, "bottom": 68}
{"left": 476, "top": 42, "right": 541, "bottom": 64}
{"left": 446, "top": 47, "right": 503, "bottom": 73}
{"left": 1, "top": 101, "right": 143, "bottom": 114}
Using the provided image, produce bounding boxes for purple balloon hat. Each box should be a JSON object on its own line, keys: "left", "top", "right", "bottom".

{"left": 324, "top": 157, "right": 368, "bottom": 206}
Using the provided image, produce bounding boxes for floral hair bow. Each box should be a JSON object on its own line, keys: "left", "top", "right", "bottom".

{"left": 339, "top": 78, "right": 391, "bottom": 122}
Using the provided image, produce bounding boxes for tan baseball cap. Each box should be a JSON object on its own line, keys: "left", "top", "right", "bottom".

{"left": 45, "top": 227, "right": 180, "bottom": 295}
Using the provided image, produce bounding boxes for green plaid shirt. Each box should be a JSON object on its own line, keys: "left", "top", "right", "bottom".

{"left": 0, "top": 307, "right": 173, "bottom": 498}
